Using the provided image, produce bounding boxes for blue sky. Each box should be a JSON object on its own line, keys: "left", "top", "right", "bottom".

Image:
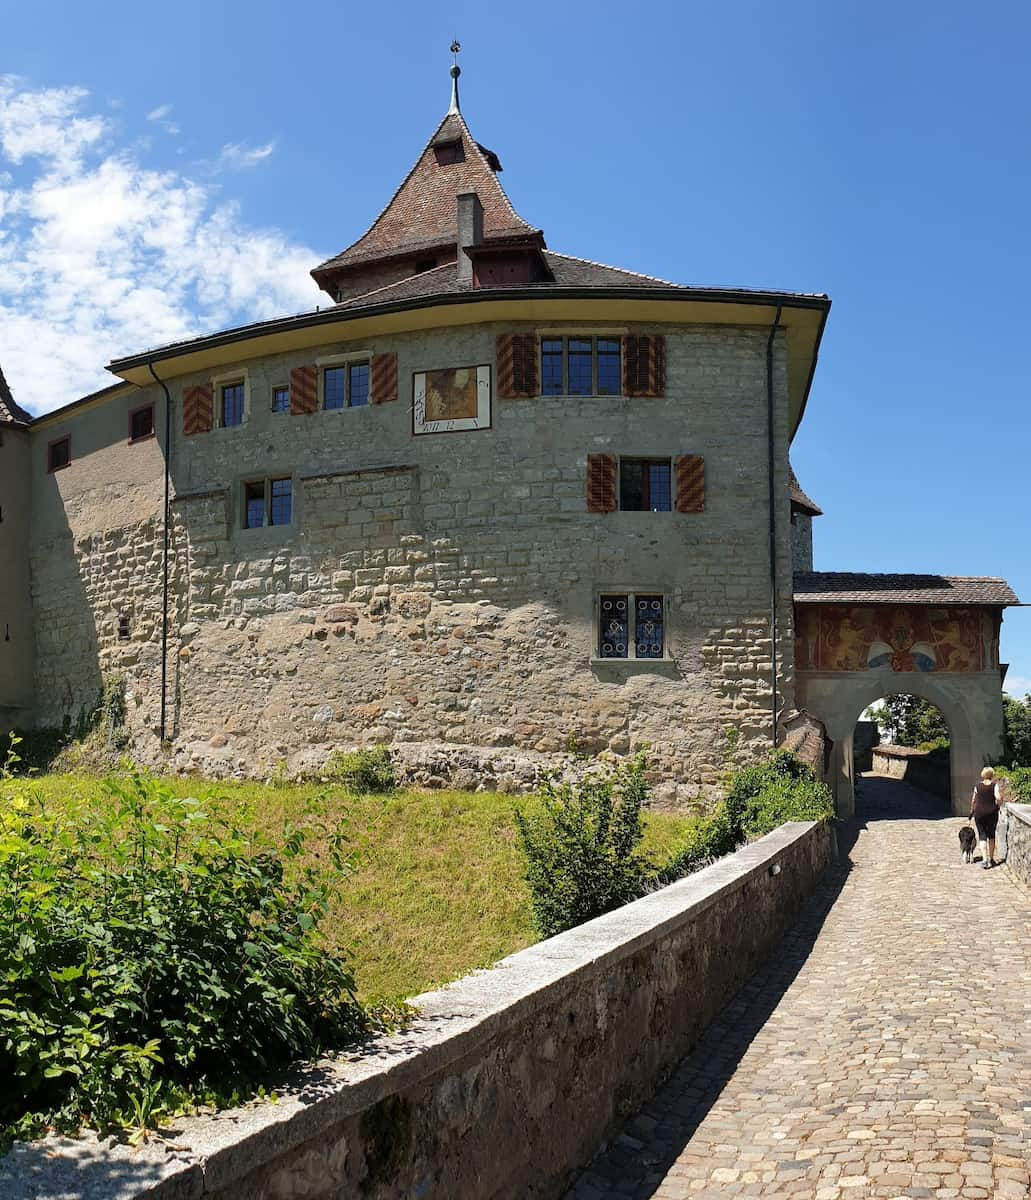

{"left": 2, "top": 0, "right": 1029, "bottom": 691}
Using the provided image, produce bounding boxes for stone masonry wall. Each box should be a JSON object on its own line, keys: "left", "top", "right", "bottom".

{"left": 27, "top": 319, "right": 796, "bottom": 808}
{"left": 0, "top": 820, "right": 834, "bottom": 1199}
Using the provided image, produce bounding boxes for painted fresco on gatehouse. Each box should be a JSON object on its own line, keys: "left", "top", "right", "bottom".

{"left": 794, "top": 605, "right": 998, "bottom": 674}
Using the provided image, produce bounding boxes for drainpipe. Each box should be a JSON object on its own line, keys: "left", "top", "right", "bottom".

{"left": 766, "top": 304, "right": 783, "bottom": 747}
{"left": 148, "top": 361, "right": 172, "bottom": 743}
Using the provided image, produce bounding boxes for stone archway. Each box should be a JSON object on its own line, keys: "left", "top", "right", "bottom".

{"left": 795, "top": 667, "right": 1001, "bottom": 817}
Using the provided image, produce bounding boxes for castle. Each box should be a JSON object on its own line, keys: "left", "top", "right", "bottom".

{"left": 0, "top": 64, "right": 1017, "bottom": 812}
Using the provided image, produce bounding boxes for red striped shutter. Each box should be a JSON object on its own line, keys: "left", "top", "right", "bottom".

{"left": 370, "top": 353, "right": 397, "bottom": 404}
{"left": 587, "top": 453, "right": 617, "bottom": 513}
{"left": 496, "top": 333, "right": 538, "bottom": 398}
{"left": 290, "top": 366, "right": 318, "bottom": 415}
{"left": 182, "top": 384, "right": 213, "bottom": 436}
{"left": 675, "top": 455, "right": 705, "bottom": 513}
{"left": 622, "top": 335, "right": 666, "bottom": 397}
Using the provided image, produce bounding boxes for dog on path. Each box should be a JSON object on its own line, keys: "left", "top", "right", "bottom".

{"left": 958, "top": 824, "right": 977, "bottom": 864}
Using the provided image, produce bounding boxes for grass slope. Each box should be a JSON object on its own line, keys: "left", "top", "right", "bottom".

{"left": 20, "top": 775, "right": 698, "bottom": 1001}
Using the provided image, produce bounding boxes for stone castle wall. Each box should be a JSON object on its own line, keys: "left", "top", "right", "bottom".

{"left": 26, "top": 320, "right": 796, "bottom": 807}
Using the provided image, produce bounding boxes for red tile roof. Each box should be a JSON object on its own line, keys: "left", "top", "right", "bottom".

{"left": 312, "top": 112, "right": 535, "bottom": 290}
{"left": 794, "top": 573, "right": 1019, "bottom": 606}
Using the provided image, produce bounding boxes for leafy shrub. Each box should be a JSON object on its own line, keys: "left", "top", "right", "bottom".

{"left": 1003, "top": 693, "right": 1031, "bottom": 768}
{"left": 722, "top": 749, "right": 835, "bottom": 840}
{"left": 0, "top": 751, "right": 374, "bottom": 1147}
{"left": 516, "top": 748, "right": 834, "bottom": 939}
{"left": 995, "top": 765, "right": 1031, "bottom": 803}
{"left": 324, "top": 747, "right": 396, "bottom": 794}
{"left": 514, "top": 755, "right": 651, "bottom": 938}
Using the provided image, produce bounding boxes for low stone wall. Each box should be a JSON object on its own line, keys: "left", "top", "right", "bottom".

{"left": 871, "top": 745, "right": 950, "bottom": 800}
{"left": 0, "top": 820, "right": 833, "bottom": 1200}
{"left": 1001, "top": 803, "right": 1031, "bottom": 886}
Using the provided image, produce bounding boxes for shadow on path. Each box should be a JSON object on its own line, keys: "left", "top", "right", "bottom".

{"left": 566, "top": 776, "right": 948, "bottom": 1200}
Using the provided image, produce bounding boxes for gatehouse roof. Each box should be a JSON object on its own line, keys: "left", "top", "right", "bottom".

{"left": 793, "top": 573, "right": 1019, "bottom": 606}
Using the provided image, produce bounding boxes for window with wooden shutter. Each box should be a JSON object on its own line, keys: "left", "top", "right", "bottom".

{"left": 622, "top": 335, "right": 666, "bottom": 398}
{"left": 370, "top": 353, "right": 397, "bottom": 404}
{"left": 182, "top": 384, "right": 213, "bottom": 436}
{"left": 496, "top": 333, "right": 538, "bottom": 398}
{"left": 586, "top": 453, "right": 617, "bottom": 513}
{"left": 290, "top": 365, "right": 318, "bottom": 415}
{"left": 675, "top": 455, "right": 705, "bottom": 513}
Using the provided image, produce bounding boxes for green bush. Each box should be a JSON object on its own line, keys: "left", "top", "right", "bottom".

{"left": 996, "top": 765, "right": 1031, "bottom": 803}
{"left": 514, "top": 755, "right": 651, "bottom": 938}
{"left": 0, "top": 748, "right": 374, "bottom": 1147}
{"left": 1003, "top": 693, "right": 1031, "bottom": 768}
{"left": 722, "top": 749, "right": 835, "bottom": 840}
{"left": 516, "top": 748, "right": 834, "bottom": 939}
{"left": 323, "top": 747, "right": 396, "bottom": 794}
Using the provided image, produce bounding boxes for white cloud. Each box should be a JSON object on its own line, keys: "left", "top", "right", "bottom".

{"left": 146, "top": 104, "right": 172, "bottom": 122}
{"left": 0, "top": 80, "right": 323, "bottom": 415}
{"left": 217, "top": 141, "right": 275, "bottom": 171}
{"left": 1004, "top": 675, "right": 1031, "bottom": 700}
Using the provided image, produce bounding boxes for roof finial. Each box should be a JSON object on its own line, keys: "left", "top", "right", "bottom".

{"left": 448, "top": 40, "right": 462, "bottom": 115}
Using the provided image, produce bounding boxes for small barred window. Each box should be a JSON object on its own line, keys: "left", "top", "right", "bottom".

{"left": 598, "top": 592, "right": 666, "bottom": 660}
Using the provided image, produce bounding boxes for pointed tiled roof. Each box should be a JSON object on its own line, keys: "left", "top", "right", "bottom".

{"left": 0, "top": 362, "right": 31, "bottom": 425}
{"left": 311, "top": 111, "right": 536, "bottom": 290}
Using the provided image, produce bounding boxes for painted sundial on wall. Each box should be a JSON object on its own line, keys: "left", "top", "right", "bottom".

{"left": 413, "top": 365, "right": 491, "bottom": 435}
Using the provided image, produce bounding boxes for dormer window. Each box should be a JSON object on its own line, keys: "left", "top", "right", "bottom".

{"left": 434, "top": 139, "right": 465, "bottom": 165}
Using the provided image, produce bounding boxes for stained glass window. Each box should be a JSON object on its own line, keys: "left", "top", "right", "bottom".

{"left": 221, "top": 382, "right": 245, "bottom": 427}
{"left": 272, "top": 386, "right": 290, "bottom": 413}
{"left": 269, "top": 478, "right": 292, "bottom": 526}
{"left": 599, "top": 594, "right": 629, "bottom": 659}
{"left": 635, "top": 595, "right": 664, "bottom": 658}
{"left": 620, "top": 458, "right": 672, "bottom": 511}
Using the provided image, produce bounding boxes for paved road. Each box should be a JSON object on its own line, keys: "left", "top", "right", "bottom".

{"left": 565, "top": 776, "right": 1031, "bottom": 1199}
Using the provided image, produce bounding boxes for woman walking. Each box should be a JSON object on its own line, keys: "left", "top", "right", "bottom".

{"left": 970, "top": 767, "right": 1001, "bottom": 870}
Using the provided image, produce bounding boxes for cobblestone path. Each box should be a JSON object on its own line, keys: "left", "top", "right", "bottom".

{"left": 565, "top": 777, "right": 1031, "bottom": 1199}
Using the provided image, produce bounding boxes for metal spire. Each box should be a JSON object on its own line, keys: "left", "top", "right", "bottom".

{"left": 448, "top": 40, "right": 462, "bottom": 114}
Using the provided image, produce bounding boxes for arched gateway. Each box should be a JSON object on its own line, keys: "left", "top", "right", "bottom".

{"left": 793, "top": 573, "right": 1020, "bottom": 817}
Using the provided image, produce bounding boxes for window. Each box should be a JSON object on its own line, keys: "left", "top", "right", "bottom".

{"left": 434, "top": 139, "right": 465, "bottom": 165}
{"left": 117, "top": 614, "right": 131, "bottom": 641}
{"left": 541, "top": 336, "right": 620, "bottom": 397}
{"left": 243, "top": 477, "right": 293, "bottom": 529}
{"left": 271, "top": 386, "right": 290, "bottom": 413}
{"left": 323, "top": 361, "right": 370, "bottom": 410}
{"left": 620, "top": 458, "right": 672, "bottom": 512}
{"left": 598, "top": 593, "right": 666, "bottom": 660}
{"left": 129, "top": 403, "right": 155, "bottom": 443}
{"left": 48, "top": 436, "right": 71, "bottom": 473}
{"left": 221, "top": 381, "right": 245, "bottom": 427}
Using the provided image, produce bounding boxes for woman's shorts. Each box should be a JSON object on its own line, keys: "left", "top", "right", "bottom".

{"left": 975, "top": 811, "right": 999, "bottom": 839}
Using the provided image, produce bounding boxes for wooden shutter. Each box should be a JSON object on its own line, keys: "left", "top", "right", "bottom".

{"left": 622, "top": 335, "right": 666, "bottom": 398}
{"left": 182, "top": 384, "right": 213, "bottom": 436}
{"left": 496, "top": 333, "right": 538, "bottom": 399}
{"left": 370, "top": 353, "right": 397, "bottom": 404}
{"left": 290, "top": 365, "right": 318, "bottom": 415}
{"left": 675, "top": 455, "right": 705, "bottom": 513}
{"left": 586, "top": 453, "right": 617, "bottom": 513}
